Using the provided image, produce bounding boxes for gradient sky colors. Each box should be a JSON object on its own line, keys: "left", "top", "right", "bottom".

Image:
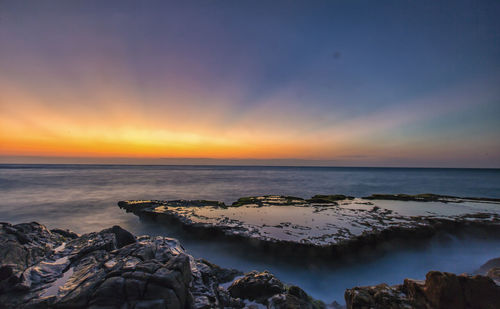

{"left": 1, "top": 0, "right": 499, "bottom": 167}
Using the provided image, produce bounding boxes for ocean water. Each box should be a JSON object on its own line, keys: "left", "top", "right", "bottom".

{"left": 1, "top": 164, "right": 500, "bottom": 303}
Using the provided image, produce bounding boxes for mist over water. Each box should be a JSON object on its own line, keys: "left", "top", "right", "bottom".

{"left": 1, "top": 164, "right": 500, "bottom": 303}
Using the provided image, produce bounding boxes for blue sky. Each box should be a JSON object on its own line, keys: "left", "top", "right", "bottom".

{"left": 1, "top": 0, "right": 499, "bottom": 167}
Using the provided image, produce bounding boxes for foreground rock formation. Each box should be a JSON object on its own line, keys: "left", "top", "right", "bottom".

{"left": 345, "top": 269, "right": 500, "bottom": 309}
{"left": 2, "top": 220, "right": 499, "bottom": 309}
{"left": 118, "top": 195, "right": 500, "bottom": 259}
{"left": 0, "top": 222, "right": 325, "bottom": 309}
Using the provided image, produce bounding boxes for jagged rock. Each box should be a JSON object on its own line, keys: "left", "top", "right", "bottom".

{"left": 345, "top": 270, "right": 500, "bottom": 309}
{"left": 226, "top": 271, "right": 325, "bottom": 308}
{"left": 51, "top": 228, "right": 79, "bottom": 239}
{"left": 0, "top": 222, "right": 324, "bottom": 309}
{"left": 0, "top": 222, "right": 66, "bottom": 294}
{"left": 269, "top": 285, "right": 325, "bottom": 309}
{"left": 228, "top": 270, "right": 285, "bottom": 301}
{"left": 0, "top": 222, "right": 206, "bottom": 308}
{"left": 196, "top": 258, "right": 242, "bottom": 283}
{"left": 476, "top": 257, "right": 500, "bottom": 275}
{"left": 101, "top": 225, "right": 136, "bottom": 248}
{"left": 486, "top": 267, "right": 500, "bottom": 284}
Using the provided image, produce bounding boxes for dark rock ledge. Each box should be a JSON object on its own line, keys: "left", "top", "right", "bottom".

{"left": 0, "top": 222, "right": 325, "bottom": 309}
{"left": 118, "top": 196, "right": 500, "bottom": 260}
{"left": 362, "top": 193, "right": 500, "bottom": 203}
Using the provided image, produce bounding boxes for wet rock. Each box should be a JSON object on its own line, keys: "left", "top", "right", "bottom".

{"left": 196, "top": 258, "right": 242, "bottom": 283}
{"left": 119, "top": 199, "right": 226, "bottom": 210}
{"left": 345, "top": 270, "right": 500, "bottom": 309}
{"left": 90, "top": 276, "right": 127, "bottom": 306}
{"left": 486, "top": 267, "right": 500, "bottom": 284}
{"left": 101, "top": 225, "right": 136, "bottom": 248}
{"left": 0, "top": 221, "right": 324, "bottom": 309}
{"left": 269, "top": 293, "right": 310, "bottom": 308}
{"left": 51, "top": 228, "right": 79, "bottom": 239}
{"left": 363, "top": 193, "right": 451, "bottom": 202}
{"left": 118, "top": 196, "right": 500, "bottom": 260}
{"left": 307, "top": 195, "right": 354, "bottom": 204}
{"left": 231, "top": 195, "right": 306, "bottom": 207}
{"left": 0, "top": 222, "right": 65, "bottom": 294}
{"left": 227, "top": 271, "right": 325, "bottom": 308}
{"left": 0, "top": 223, "right": 194, "bottom": 308}
{"left": 269, "top": 285, "right": 325, "bottom": 309}
{"left": 228, "top": 270, "right": 285, "bottom": 301}
{"left": 119, "top": 195, "right": 500, "bottom": 261}
{"left": 476, "top": 257, "right": 500, "bottom": 275}
{"left": 288, "top": 285, "right": 309, "bottom": 300}
{"left": 363, "top": 193, "right": 500, "bottom": 203}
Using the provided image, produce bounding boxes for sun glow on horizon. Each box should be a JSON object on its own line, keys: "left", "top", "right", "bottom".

{"left": 1, "top": 77, "right": 499, "bottom": 167}
{"left": 1, "top": 1, "right": 499, "bottom": 167}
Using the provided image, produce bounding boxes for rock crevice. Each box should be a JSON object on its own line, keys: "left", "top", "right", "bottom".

{"left": 0, "top": 222, "right": 325, "bottom": 309}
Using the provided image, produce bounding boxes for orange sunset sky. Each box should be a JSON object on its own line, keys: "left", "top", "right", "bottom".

{"left": 1, "top": 1, "right": 499, "bottom": 167}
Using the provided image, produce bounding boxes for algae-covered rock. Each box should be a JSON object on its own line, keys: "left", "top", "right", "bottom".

{"left": 231, "top": 195, "right": 306, "bottom": 207}
{"left": 307, "top": 195, "right": 354, "bottom": 204}
{"left": 363, "top": 193, "right": 450, "bottom": 202}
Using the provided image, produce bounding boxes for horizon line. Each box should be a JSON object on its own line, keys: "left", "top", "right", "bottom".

{"left": 1, "top": 163, "right": 499, "bottom": 170}
{"left": 0, "top": 162, "right": 499, "bottom": 170}
{"left": 1, "top": 155, "right": 499, "bottom": 169}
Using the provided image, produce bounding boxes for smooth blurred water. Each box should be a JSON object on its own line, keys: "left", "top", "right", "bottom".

{"left": 1, "top": 164, "right": 500, "bottom": 303}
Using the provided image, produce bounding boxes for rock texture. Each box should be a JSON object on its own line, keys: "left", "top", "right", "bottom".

{"left": 363, "top": 193, "right": 500, "bottom": 203}
{"left": 475, "top": 257, "right": 500, "bottom": 275}
{"left": 118, "top": 195, "right": 500, "bottom": 259}
{"left": 345, "top": 270, "right": 500, "bottom": 309}
{"left": 225, "top": 271, "right": 325, "bottom": 309}
{"left": 0, "top": 222, "right": 324, "bottom": 309}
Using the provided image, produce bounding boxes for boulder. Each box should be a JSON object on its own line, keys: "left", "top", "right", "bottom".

{"left": 345, "top": 271, "right": 500, "bottom": 309}
{"left": 476, "top": 257, "right": 500, "bottom": 275}
{"left": 196, "top": 258, "right": 242, "bottom": 283}
{"left": 227, "top": 271, "right": 325, "bottom": 308}
{"left": 228, "top": 270, "right": 285, "bottom": 301}
{"left": 269, "top": 285, "right": 325, "bottom": 309}
{"left": 101, "top": 225, "right": 136, "bottom": 248}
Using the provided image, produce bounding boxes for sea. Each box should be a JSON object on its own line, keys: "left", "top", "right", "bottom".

{"left": 1, "top": 164, "right": 500, "bottom": 303}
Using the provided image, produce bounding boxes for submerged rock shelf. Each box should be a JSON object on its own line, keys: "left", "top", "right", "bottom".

{"left": 118, "top": 195, "right": 500, "bottom": 258}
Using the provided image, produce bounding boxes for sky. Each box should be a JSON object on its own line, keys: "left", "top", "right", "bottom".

{"left": 1, "top": 0, "right": 499, "bottom": 167}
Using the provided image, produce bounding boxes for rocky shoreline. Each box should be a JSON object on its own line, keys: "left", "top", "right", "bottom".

{"left": 1, "top": 221, "right": 500, "bottom": 308}
{"left": 0, "top": 222, "right": 327, "bottom": 308}
{"left": 345, "top": 262, "right": 500, "bottom": 309}
{"left": 118, "top": 195, "right": 500, "bottom": 259}
{"left": 2, "top": 221, "right": 500, "bottom": 308}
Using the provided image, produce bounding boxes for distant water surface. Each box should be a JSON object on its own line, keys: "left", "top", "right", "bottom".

{"left": 1, "top": 164, "right": 500, "bottom": 303}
